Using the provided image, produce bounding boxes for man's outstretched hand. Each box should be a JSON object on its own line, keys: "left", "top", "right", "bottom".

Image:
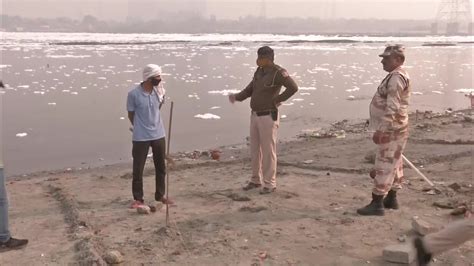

{"left": 228, "top": 94, "right": 236, "bottom": 104}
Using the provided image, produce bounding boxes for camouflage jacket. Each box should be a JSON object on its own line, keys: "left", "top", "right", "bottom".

{"left": 369, "top": 66, "right": 411, "bottom": 133}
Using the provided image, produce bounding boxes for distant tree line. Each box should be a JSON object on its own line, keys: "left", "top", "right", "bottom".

{"left": 0, "top": 14, "right": 433, "bottom": 35}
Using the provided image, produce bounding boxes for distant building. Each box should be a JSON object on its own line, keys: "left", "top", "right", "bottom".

{"left": 126, "top": 0, "right": 207, "bottom": 22}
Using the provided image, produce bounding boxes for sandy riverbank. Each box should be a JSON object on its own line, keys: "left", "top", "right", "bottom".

{"left": 1, "top": 109, "right": 473, "bottom": 265}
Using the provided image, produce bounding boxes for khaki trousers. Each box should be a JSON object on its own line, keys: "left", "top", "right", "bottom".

{"left": 424, "top": 217, "right": 474, "bottom": 254}
{"left": 249, "top": 112, "right": 279, "bottom": 189}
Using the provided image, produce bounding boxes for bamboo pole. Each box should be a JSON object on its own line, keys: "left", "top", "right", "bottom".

{"left": 402, "top": 154, "right": 434, "bottom": 187}
{"left": 166, "top": 101, "right": 174, "bottom": 227}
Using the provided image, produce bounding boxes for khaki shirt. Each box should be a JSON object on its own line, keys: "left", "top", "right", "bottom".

{"left": 235, "top": 64, "right": 298, "bottom": 111}
{"left": 369, "top": 66, "right": 410, "bottom": 133}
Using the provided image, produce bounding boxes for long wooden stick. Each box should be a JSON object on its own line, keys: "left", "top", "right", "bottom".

{"left": 402, "top": 154, "right": 434, "bottom": 187}
{"left": 166, "top": 101, "right": 174, "bottom": 227}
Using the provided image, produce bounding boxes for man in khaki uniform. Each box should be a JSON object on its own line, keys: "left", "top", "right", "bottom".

{"left": 414, "top": 213, "right": 474, "bottom": 266}
{"left": 357, "top": 45, "right": 411, "bottom": 216}
{"left": 229, "top": 46, "right": 298, "bottom": 194}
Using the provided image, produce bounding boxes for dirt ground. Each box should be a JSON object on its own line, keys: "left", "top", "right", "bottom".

{"left": 1, "top": 109, "right": 473, "bottom": 266}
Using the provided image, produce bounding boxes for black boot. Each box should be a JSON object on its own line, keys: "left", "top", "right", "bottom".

{"left": 0, "top": 237, "right": 28, "bottom": 251}
{"left": 414, "top": 237, "right": 432, "bottom": 266}
{"left": 357, "top": 193, "right": 385, "bottom": 216}
{"left": 383, "top": 190, "right": 399, "bottom": 209}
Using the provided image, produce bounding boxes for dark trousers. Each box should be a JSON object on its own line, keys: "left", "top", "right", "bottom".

{"left": 132, "top": 137, "right": 166, "bottom": 202}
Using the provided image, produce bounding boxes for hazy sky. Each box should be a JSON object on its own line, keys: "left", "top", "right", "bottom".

{"left": 0, "top": 0, "right": 472, "bottom": 21}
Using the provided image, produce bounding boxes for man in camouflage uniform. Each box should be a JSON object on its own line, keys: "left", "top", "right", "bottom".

{"left": 357, "top": 45, "right": 411, "bottom": 216}
{"left": 229, "top": 46, "right": 298, "bottom": 194}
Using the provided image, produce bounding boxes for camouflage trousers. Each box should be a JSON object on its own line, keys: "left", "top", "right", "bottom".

{"left": 373, "top": 131, "right": 409, "bottom": 196}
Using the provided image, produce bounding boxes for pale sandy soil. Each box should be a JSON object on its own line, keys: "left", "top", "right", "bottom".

{"left": 1, "top": 110, "right": 473, "bottom": 266}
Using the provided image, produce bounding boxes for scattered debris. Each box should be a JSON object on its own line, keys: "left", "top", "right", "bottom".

{"left": 137, "top": 205, "right": 151, "bottom": 214}
{"left": 448, "top": 182, "right": 461, "bottom": 192}
{"left": 364, "top": 152, "right": 376, "bottom": 164}
{"left": 299, "top": 129, "right": 346, "bottom": 139}
{"left": 450, "top": 205, "right": 468, "bottom": 216}
{"left": 397, "top": 235, "right": 406, "bottom": 243}
{"left": 239, "top": 206, "right": 267, "bottom": 213}
{"left": 104, "top": 250, "right": 124, "bottom": 264}
{"left": 210, "top": 150, "right": 221, "bottom": 160}
{"left": 227, "top": 193, "right": 251, "bottom": 202}
{"left": 433, "top": 199, "right": 462, "bottom": 209}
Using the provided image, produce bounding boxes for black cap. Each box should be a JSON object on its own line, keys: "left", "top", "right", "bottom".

{"left": 257, "top": 46, "right": 274, "bottom": 61}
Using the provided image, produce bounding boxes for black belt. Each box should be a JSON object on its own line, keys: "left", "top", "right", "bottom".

{"left": 252, "top": 110, "right": 276, "bottom": 116}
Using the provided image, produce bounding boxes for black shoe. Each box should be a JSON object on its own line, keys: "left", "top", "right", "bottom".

{"left": 414, "top": 237, "right": 432, "bottom": 266}
{"left": 243, "top": 182, "right": 262, "bottom": 191}
{"left": 357, "top": 193, "right": 385, "bottom": 216}
{"left": 259, "top": 187, "right": 276, "bottom": 195}
{"left": 383, "top": 190, "right": 399, "bottom": 209}
{"left": 0, "top": 237, "right": 28, "bottom": 251}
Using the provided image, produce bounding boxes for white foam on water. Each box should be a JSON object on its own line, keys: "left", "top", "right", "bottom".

{"left": 194, "top": 113, "right": 221, "bottom": 120}
{"left": 98, "top": 77, "right": 107, "bottom": 80}
{"left": 299, "top": 87, "right": 317, "bottom": 91}
{"left": 347, "top": 95, "right": 356, "bottom": 100}
{"left": 280, "top": 45, "right": 347, "bottom": 51}
{"left": 208, "top": 89, "right": 240, "bottom": 96}
{"left": 300, "top": 92, "right": 311, "bottom": 96}
{"left": 33, "top": 91, "right": 45, "bottom": 95}
{"left": 24, "top": 69, "right": 34, "bottom": 72}
{"left": 210, "top": 106, "right": 221, "bottom": 110}
{"left": 292, "top": 98, "right": 304, "bottom": 102}
{"left": 282, "top": 102, "right": 294, "bottom": 106}
{"left": 120, "top": 117, "right": 125, "bottom": 120}
{"left": 281, "top": 115, "right": 287, "bottom": 119}
{"left": 71, "top": 92, "right": 78, "bottom": 95}
{"left": 412, "top": 92, "right": 423, "bottom": 95}
{"left": 346, "top": 87, "right": 360, "bottom": 92}
{"left": 3, "top": 32, "right": 474, "bottom": 45}
{"left": 62, "top": 90, "right": 70, "bottom": 93}
{"left": 16, "top": 133, "right": 28, "bottom": 138}
{"left": 48, "top": 102, "right": 57, "bottom": 105}
{"left": 81, "top": 87, "right": 87, "bottom": 90}
{"left": 0, "top": 65, "right": 12, "bottom": 68}
{"left": 18, "top": 85, "right": 30, "bottom": 89}
{"left": 454, "top": 88, "right": 474, "bottom": 94}
{"left": 432, "top": 91, "right": 444, "bottom": 94}
{"left": 47, "top": 54, "right": 91, "bottom": 58}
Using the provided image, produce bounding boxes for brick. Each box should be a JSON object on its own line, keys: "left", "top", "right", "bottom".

{"left": 412, "top": 216, "right": 437, "bottom": 236}
{"left": 383, "top": 244, "right": 416, "bottom": 264}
